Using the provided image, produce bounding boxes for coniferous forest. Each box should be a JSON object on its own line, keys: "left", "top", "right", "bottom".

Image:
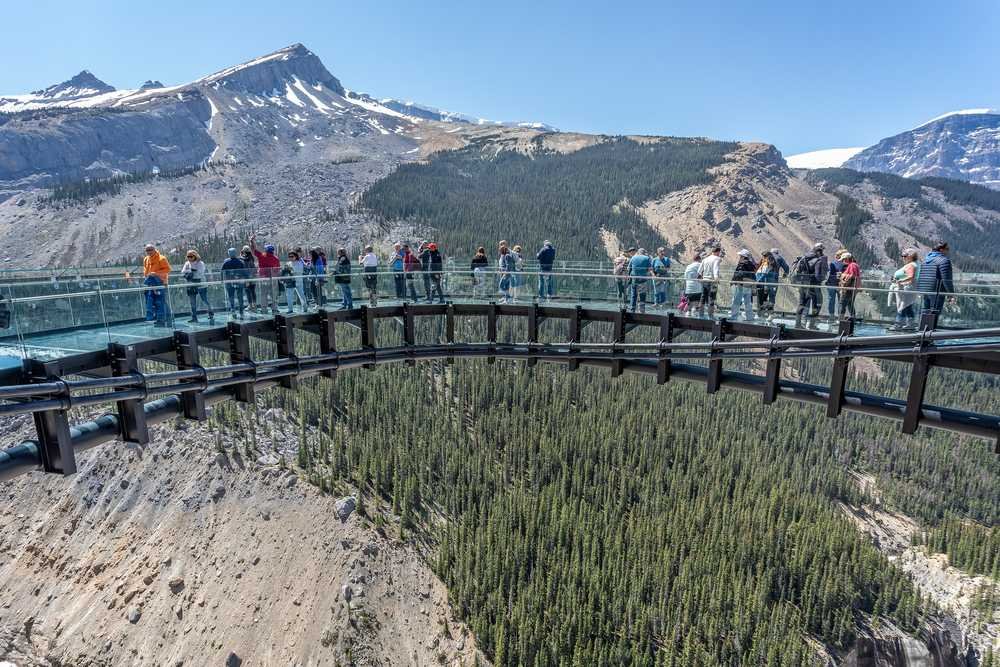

{"left": 208, "top": 138, "right": 997, "bottom": 663}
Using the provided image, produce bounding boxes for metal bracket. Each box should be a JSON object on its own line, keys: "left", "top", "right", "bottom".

{"left": 174, "top": 331, "right": 207, "bottom": 420}
{"left": 228, "top": 321, "right": 256, "bottom": 404}
{"left": 827, "top": 318, "right": 855, "bottom": 417}
{"left": 109, "top": 343, "right": 149, "bottom": 444}
{"left": 657, "top": 313, "right": 675, "bottom": 385}
{"left": 902, "top": 313, "right": 937, "bottom": 434}
{"left": 32, "top": 375, "right": 75, "bottom": 476}
{"left": 446, "top": 303, "right": 456, "bottom": 366}
{"left": 487, "top": 302, "right": 497, "bottom": 364}
{"left": 527, "top": 304, "right": 539, "bottom": 368}
{"left": 612, "top": 309, "right": 626, "bottom": 378}
{"left": 762, "top": 324, "right": 784, "bottom": 404}
{"left": 274, "top": 314, "right": 299, "bottom": 390}
{"left": 568, "top": 306, "right": 582, "bottom": 372}
{"left": 318, "top": 308, "right": 338, "bottom": 379}
{"left": 707, "top": 319, "right": 726, "bottom": 394}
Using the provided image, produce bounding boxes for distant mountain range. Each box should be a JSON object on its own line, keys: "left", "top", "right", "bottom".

{"left": 786, "top": 109, "right": 1000, "bottom": 189}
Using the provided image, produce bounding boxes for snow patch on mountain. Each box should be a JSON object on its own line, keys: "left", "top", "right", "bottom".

{"left": 915, "top": 108, "right": 999, "bottom": 129}
{"left": 785, "top": 147, "right": 867, "bottom": 169}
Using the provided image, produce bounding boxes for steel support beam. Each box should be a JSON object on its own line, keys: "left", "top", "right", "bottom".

{"left": 487, "top": 302, "right": 497, "bottom": 364}
{"left": 527, "top": 304, "right": 539, "bottom": 368}
{"left": 33, "top": 405, "right": 75, "bottom": 476}
{"left": 318, "top": 309, "right": 338, "bottom": 379}
{"left": 274, "top": 315, "right": 298, "bottom": 390}
{"left": 568, "top": 306, "right": 582, "bottom": 372}
{"left": 612, "top": 309, "right": 626, "bottom": 378}
{"left": 446, "top": 304, "right": 456, "bottom": 366}
{"left": 228, "top": 322, "right": 256, "bottom": 404}
{"left": 657, "top": 313, "right": 675, "bottom": 385}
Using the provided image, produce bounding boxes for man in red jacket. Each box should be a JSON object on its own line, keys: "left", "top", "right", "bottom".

{"left": 249, "top": 234, "right": 282, "bottom": 314}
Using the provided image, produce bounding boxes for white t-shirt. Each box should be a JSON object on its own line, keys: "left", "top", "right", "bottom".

{"left": 699, "top": 254, "right": 722, "bottom": 281}
{"left": 684, "top": 261, "right": 702, "bottom": 294}
{"left": 361, "top": 252, "right": 379, "bottom": 268}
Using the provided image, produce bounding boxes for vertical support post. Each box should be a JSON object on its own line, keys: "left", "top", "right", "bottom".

{"left": 827, "top": 318, "right": 855, "bottom": 417}
{"left": 318, "top": 309, "right": 338, "bottom": 379}
{"left": 762, "top": 324, "right": 784, "bottom": 405}
{"left": 33, "top": 407, "right": 76, "bottom": 475}
{"left": 446, "top": 303, "right": 456, "bottom": 366}
{"left": 228, "top": 321, "right": 255, "bottom": 404}
{"left": 568, "top": 306, "right": 582, "bottom": 372}
{"left": 110, "top": 343, "right": 149, "bottom": 444}
{"left": 527, "top": 303, "right": 539, "bottom": 368}
{"left": 174, "top": 331, "right": 207, "bottom": 420}
{"left": 487, "top": 302, "right": 497, "bottom": 365}
{"left": 612, "top": 308, "right": 626, "bottom": 378}
{"left": 707, "top": 319, "right": 726, "bottom": 394}
{"left": 360, "top": 306, "right": 375, "bottom": 369}
{"left": 902, "top": 312, "right": 937, "bottom": 434}
{"left": 274, "top": 314, "right": 298, "bottom": 390}
{"left": 402, "top": 303, "right": 416, "bottom": 367}
{"left": 656, "top": 313, "right": 675, "bottom": 385}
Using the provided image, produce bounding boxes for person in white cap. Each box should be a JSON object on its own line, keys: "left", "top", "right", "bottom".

{"left": 730, "top": 248, "right": 756, "bottom": 320}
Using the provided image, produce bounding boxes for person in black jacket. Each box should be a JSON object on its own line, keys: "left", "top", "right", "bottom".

{"left": 220, "top": 248, "right": 248, "bottom": 319}
{"left": 730, "top": 249, "right": 756, "bottom": 320}
{"left": 915, "top": 240, "right": 955, "bottom": 315}
{"left": 420, "top": 242, "right": 445, "bottom": 303}
{"left": 536, "top": 240, "right": 556, "bottom": 301}
{"left": 471, "top": 246, "right": 489, "bottom": 299}
{"left": 333, "top": 248, "right": 353, "bottom": 310}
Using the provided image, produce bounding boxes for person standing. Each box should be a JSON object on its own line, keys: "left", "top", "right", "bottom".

{"left": 613, "top": 249, "right": 632, "bottom": 308}
{"left": 310, "top": 247, "right": 327, "bottom": 307}
{"left": 240, "top": 245, "right": 258, "bottom": 312}
{"left": 754, "top": 251, "right": 780, "bottom": 318}
{"left": 628, "top": 248, "right": 653, "bottom": 313}
{"left": 652, "top": 247, "right": 672, "bottom": 308}
{"left": 249, "top": 234, "right": 282, "bottom": 314}
{"left": 837, "top": 252, "right": 862, "bottom": 319}
{"left": 221, "top": 248, "right": 248, "bottom": 320}
{"left": 471, "top": 247, "right": 489, "bottom": 299}
{"left": 282, "top": 250, "right": 308, "bottom": 314}
{"left": 770, "top": 248, "right": 791, "bottom": 278}
{"left": 142, "top": 243, "right": 172, "bottom": 327}
{"left": 421, "top": 242, "right": 445, "bottom": 303}
{"left": 536, "top": 240, "right": 556, "bottom": 301}
{"left": 417, "top": 242, "right": 434, "bottom": 302}
{"left": 681, "top": 252, "right": 703, "bottom": 314}
{"left": 890, "top": 248, "right": 920, "bottom": 331}
{"left": 402, "top": 243, "right": 420, "bottom": 301}
{"left": 390, "top": 243, "right": 406, "bottom": 299}
{"left": 730, "top": 249, "right": 755, "bottom": 320}
{"left": 181, "top": 249, "right": 214, "bottom": 324}
{"left": 510, "top": 245, "right": 525, "bottom": 302}
{"left": 699, "top": 246, "right": 723, "bottom": 318}
{"left": 794, "top": 242, "right": 829, "bottom": 323}
{"left": 915, "top": 240, "right": 955, "bottom": 315}
{"left": 334, "top": 248, "right": 353, "bottom": 310}
{"left": 498, "top": 246, "right": 516, "bottom": 304}
{"left": 826, "top": 249, "right": 847, "bottom": 321}
{"left": 359, "top": 245, "right": 380, "bottom": 306}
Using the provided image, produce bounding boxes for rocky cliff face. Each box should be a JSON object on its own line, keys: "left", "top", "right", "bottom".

{"left": 0, "top": 408, "right": 485, "bottom": 665}
{"left": 0, "top": 95, "right": 214, "bottom": 189}
{"left": 845, "top": 112, "right": 1000, "bottom": 189}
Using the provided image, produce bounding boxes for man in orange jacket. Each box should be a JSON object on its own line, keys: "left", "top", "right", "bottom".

{"left": 143, "top": 244, "right": 172, "bottom": 326}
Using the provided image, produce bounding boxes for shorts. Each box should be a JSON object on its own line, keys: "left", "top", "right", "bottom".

{"left": 701, "top": 284, "right": 718, "bottom": 305}
{"left": 686, "top": 291, "right": 702, "bottom": 304}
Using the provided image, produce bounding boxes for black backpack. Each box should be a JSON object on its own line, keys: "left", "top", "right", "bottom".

{"left": 791, "top": 255, "right": 817, "bottom": 279}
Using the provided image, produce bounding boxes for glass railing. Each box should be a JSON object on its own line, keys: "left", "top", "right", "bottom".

{"left": 0, "top": 268, "right": 997, "bottom": 363}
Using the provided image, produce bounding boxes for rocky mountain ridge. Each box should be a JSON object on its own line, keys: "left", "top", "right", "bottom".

{"left": 845, "top": 110, "right": 1000, "bottom": 189}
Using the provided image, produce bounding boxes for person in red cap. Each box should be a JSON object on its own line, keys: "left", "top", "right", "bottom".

{"left": 419, "top": 242, "right": 445, "bottom": 303}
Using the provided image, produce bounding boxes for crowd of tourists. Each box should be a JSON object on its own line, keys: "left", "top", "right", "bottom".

{"left": 138, "top": 235, "right": 956, "bottom": 332}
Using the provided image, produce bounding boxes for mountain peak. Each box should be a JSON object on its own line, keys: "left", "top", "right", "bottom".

{"left": 196, "top": 43, "right": 343, "bottom": 95}
{"left": 31, "top": 70, "right": 115, "bottom": 99}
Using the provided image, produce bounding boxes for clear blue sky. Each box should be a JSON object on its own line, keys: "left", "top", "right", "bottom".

{"left": 3, "top": 0, "right": 998, "bottom": 154}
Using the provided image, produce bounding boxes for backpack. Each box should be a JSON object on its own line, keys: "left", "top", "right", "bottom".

{"left": 279, "top": 266, "right": 295, "bottom": 289}
{"left": 791, "top": 255, "right": 817, "bottom": 279}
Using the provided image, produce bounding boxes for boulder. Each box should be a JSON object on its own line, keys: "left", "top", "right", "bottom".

{"left": 335, "top": 496, "right": 357, "bottom": 522}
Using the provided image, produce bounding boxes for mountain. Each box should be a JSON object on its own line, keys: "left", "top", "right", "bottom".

{"left": 362, "top": 94, "right": 557, "bottom": 130}
{"left": 844, "top": 109, "right": 1000, "bottom": 189}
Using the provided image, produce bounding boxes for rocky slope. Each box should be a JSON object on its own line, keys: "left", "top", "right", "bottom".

{"left": 0, "top": 406, "right": 485, "bottom": 666}
{"left": 845, "top": 110, "right": 1000, "bottom": 189}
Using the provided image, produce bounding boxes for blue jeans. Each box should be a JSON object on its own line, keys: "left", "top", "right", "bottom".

{"left": 225, "top": 283, "right": 244, "bottom": 313}
{"left": 731, "top": 285, "right": 754, "bottom": 319}
{"left": 339, "top": 284, "right": 353, "bottom": 309}
{"left": 653, "top": 277, "right": 669, "bottom": 305}
{"left": 826, "top": 286, "right": 839, "bottom": 317}
{"left": 630, "top": 278, "right": 649, "bottom": 311}
{"left": 538, "top": 271, "right": 555, "bottom": 298}
{"left": 392, "top": 272, "right": 405, "bottom": 298}
{"left": 144, "top": 275, "right": 170, "bottom": 325}
{"left": 923, "top": 294, "right": 944, "bottom": 314}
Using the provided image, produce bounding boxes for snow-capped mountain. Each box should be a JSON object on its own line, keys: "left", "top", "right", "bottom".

{"left": 844, "top": 109, "right": 1000, "bottom": 188}
{"left": 362, "top": 95, "right": 557, "bottom": 131}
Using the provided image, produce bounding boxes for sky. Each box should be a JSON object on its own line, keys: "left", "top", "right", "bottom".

{"left": 2, "top": 0, "right": 998, "bottom": 155}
